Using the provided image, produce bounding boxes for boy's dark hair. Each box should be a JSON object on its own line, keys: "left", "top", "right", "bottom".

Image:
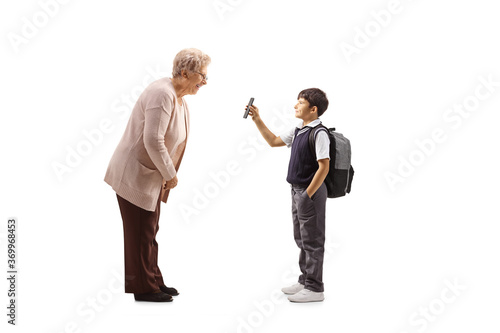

{"left": 297, "top": 88, "right": 329, "bottom": 117}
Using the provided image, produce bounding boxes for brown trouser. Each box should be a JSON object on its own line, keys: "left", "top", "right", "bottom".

{"left": 116, "top": 191, "right": 165, "bottom": 294}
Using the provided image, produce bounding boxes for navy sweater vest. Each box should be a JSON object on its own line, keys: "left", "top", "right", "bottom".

{"left": 286, "top": 127, "right": 318, "bottom": 185}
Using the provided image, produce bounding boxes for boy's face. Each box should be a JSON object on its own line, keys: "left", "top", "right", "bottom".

{"left": 294, "top": 98, "right": 317, "bottom": 121}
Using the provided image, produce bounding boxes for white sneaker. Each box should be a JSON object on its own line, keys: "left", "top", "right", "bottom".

{"left": 287, "top": 289, "right": 325, "bottom": 303}
{"left": 281, "top": 283, "right": 305, "bottom": 295}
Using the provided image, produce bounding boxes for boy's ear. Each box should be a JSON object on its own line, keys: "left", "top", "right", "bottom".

{"left": 310, "top": 105, "right": 318, "bottom": 114}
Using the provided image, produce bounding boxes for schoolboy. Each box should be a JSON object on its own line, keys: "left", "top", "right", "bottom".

{"left": 246, "top": 88, "right": 330, "bottom": 303}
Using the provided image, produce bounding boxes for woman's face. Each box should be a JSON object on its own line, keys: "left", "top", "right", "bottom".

{"left": 186, "top": 66, "right": 208, "bottom": 95}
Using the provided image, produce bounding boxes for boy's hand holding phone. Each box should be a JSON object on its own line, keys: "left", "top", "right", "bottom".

{"left": 244, "top": 99, "right": 285, "bottom": 148}
{"left": 246, "top": 105, "right": 260, "bottom": 121}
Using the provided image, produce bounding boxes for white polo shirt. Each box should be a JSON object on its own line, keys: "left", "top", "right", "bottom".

{"left": 279, "top": 119, "right": 330, "bottom": 160}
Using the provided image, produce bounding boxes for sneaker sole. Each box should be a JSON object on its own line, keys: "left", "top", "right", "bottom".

{"left": 288, "top": 298, "right": 324, "bottom": 303}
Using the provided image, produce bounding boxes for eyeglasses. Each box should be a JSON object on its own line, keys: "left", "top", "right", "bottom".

{"left": 193, "top": 71, "right": 208, "bottom": 81}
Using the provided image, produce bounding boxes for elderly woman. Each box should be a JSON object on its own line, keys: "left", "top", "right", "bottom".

{"left": 104, "top": 48, "right": 211, "bottom": 302}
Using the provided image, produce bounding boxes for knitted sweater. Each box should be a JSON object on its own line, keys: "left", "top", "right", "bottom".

{"left": 104, "top": 77, "right": 189, "bottom": 211}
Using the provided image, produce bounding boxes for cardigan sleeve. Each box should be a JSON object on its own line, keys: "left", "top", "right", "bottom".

{"left": 143, "top": 96, "right": 177, "bottom": 181}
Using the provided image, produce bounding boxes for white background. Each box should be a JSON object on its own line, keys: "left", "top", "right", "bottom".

{"left": 1, "top": 0, "right": 500, "bottom": 332}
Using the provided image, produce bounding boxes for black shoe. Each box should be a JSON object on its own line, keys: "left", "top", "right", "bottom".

{"left": 134, "top": 291, "right": 173, "bottom": 302}
{"left": 159, "top": 285, "right": 179, "bottom": 296}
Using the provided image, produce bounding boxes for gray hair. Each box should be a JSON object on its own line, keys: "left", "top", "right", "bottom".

{"left": 172, "top": 48, "right": 211, "bottom": 78}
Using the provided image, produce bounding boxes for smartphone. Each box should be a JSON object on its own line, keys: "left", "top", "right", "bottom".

{"left": 243, "top": 97, "right": 254, "bottom": 119}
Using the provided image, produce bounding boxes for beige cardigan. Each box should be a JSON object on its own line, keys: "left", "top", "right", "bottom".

{"left": 104, "top": 77, "right": 189, "bottom": 211}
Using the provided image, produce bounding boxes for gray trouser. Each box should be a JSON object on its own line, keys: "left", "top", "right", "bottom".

{"left": 291, "top": 182, "right": 327, "bottom": 292}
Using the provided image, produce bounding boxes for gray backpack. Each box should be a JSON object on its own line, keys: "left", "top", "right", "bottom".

{"left": 308, "top": 124, "right": 354, "bottom": 198}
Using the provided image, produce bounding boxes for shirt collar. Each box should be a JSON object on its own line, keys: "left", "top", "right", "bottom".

{"left": 298, "top": 118, "right": 322, "bottom": 129}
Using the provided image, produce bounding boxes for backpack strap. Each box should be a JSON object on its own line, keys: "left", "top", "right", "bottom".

{"left": 308, "top": 124, "right": 329, "bottom": 157}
